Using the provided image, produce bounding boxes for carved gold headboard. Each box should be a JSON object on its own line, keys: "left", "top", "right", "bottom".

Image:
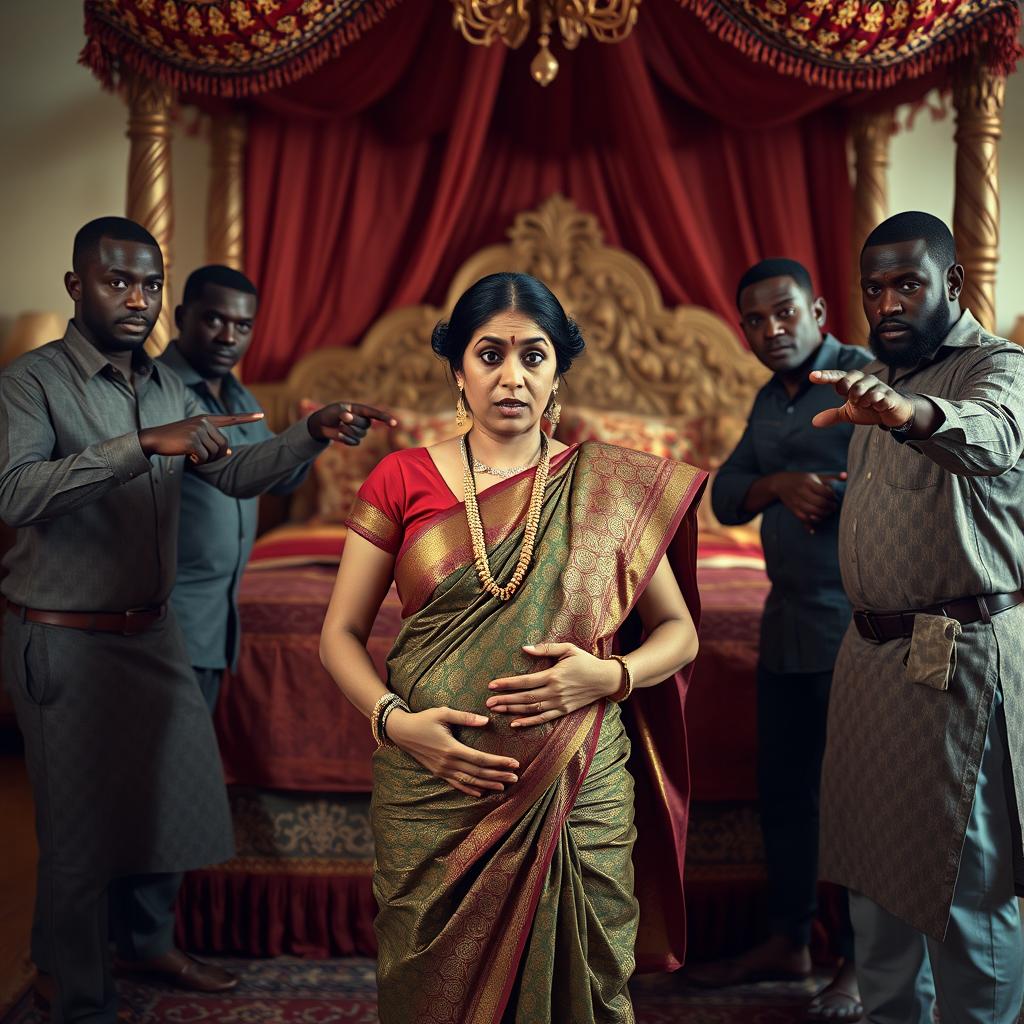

{"left": 249, "top": 194, "right": 768, "bottom": 469}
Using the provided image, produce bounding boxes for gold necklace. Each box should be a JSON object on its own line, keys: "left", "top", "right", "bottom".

{"left": 460, "top": 432, "right": 550, "bottom": 601}
{"left": 471, "top": 439, "right": 542, "bottom": 478}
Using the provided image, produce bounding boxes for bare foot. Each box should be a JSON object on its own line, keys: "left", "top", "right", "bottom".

{"left": 806, "top": 959, "right": 863, "bottom": 1022}
{"left": 685, "top": 934, "right": 812, "bottom": 988}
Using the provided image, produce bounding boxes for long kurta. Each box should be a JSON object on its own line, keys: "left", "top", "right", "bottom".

{"left": 819, "top": 309, "right": 1024, "bottom": 941}
{"left": 0, "top": 321, "right": 327, "bottom": 878}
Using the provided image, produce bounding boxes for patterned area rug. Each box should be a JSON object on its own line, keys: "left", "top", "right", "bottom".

{"left": 0, "top": 956, "right": 832, "bottom": 1023}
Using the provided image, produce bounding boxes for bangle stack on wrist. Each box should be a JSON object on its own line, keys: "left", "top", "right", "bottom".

{"left": 371, "top": 692, "right": 410, "bottom": 747}
{"left": 608, "top": 654, "right": 634, "bottom": 703}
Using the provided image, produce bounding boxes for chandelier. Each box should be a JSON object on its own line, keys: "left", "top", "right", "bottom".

{"left": 451, "top": 1, "right": 642, "bottom": 87}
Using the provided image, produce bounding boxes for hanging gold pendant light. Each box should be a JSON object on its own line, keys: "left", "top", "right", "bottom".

{"left": 451, "top": 1, "right": 642, "bottom": 86}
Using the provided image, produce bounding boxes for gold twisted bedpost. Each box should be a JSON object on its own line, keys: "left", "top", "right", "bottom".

{"left": 847, "top": 111, "right": 895, "bottom": 346}
{"left": 125, "top": 73, "right": 176, "bottom": 356}
{"left": 953, "top": 58, "right": 1006, "bottom": 334}
{"left": 206, "top": 113, "right": 247, "bottom": 270}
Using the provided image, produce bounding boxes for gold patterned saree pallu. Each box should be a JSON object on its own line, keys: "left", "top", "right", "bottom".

{"left": 370, "top": 442, "right": 706, "bottom": 1024}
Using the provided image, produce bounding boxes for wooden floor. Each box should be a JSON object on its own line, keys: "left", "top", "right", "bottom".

{"left": 0, "top": 747, "right": 35, "bottom": 1013}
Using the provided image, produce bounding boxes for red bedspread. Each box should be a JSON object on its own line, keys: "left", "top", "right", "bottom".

{"left": 215, "top": 556, "right": 768, "bottom": 800}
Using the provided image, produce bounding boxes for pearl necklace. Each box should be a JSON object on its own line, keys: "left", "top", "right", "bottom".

{"left": 460, "top": 433, "right": 550, "bottom": 601}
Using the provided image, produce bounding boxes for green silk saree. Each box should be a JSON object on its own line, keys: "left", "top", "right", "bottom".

{"left": 348, "top": 441, "right": 706, "bottom": 1023}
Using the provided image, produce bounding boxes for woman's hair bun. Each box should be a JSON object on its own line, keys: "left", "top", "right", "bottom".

{"left": 430, "top": 273, "right": 586, "bottom": 374}
{"left": 430, "top": 320, "right": 450, "bottom": 359}
{"left": 563, "top": 317, "right": 585, "bottom": 363}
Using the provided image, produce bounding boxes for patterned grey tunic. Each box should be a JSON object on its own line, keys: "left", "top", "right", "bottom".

{"left": 0, "top": 321, "right": 327, "bottom": 878}
{"left": 819, "top": 309, "right": 1024, "bottom": 941}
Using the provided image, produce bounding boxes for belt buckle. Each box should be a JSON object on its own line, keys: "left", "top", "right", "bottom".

{"left": 122, "top": 607, "right": 152, "bottom": 636}
{"left": 855, "top": 610, "right": 882, "bottom": 644}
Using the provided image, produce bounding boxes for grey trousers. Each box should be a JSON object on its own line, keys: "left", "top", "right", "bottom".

{"left": 106, "top": 667, "right": 224, "bottom": 962}
{"left": 32, "top": 666, "right": 224, "bottom": 987}
{"left": 9, "top": 604, "right": 233, "bottom": 1024}
{"left": 31, "top": 864, "right": 117, "bottom": 1024}
{"left": 850, "top": 686, "right": 1024, "bottom": 1024}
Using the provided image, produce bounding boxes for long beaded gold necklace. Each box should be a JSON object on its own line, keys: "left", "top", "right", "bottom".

{"left": 460, "top": 431, "right": 550, "bottom": 602}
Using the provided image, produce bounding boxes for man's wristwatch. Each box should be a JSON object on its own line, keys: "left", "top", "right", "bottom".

{"left": 883, "top": 399, "right": 916, "bottom": 438}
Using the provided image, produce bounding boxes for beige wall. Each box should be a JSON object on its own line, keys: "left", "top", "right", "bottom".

{"left": 0, "top": 0, "right": 208, "bottom": 341}
{"left": 889, "top": 73, "right": 1024, "bottom": 339}
{"left": 0, "top": 2, "right": 1021, "bottom": 345}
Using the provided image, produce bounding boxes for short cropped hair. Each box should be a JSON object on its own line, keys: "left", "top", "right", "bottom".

{"left": 72, "top": 217, "right": 159, "bottom": 271}
{"left": 735, "top": 258, "right": 813, "bottom": 308}
{"left": 181, "top": 264, "right": 259, "bottom": 307}
{"left": 862, "top": 211, "right": 957, "bottom": 270}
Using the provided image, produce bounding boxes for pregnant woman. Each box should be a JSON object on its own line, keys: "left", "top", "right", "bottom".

{"left": 320, "top": 272, "right": 705, "bottom": 1023}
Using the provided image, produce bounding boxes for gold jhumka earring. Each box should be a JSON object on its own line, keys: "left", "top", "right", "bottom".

{"left": 455, "top": 382, "right": 469, "bottom": 430}
{"left": 545, "top": 385, "right": 561, "bottom": 430}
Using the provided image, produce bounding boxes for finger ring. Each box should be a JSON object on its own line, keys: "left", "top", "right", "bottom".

{"left": 533, "top": 701, "right": 542, "bottom": 712}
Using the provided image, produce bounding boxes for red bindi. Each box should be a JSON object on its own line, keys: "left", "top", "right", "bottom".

{"left": 509, "top": 335, "right": 517, "bottom": 346}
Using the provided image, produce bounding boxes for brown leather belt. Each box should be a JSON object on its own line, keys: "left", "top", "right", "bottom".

{"left": 4, "top": 601, "right": 165, "bottom": 636}
{"left": 853, "top": 591, "right": 1024, "bottom": 644}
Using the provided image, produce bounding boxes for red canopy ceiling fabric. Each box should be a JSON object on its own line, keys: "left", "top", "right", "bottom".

{"left": 82, "top": 0, "right": 399, "bottom": 97}
{"left": 679, "top": 0, "right": 1022, "bottom": 89}
{"left": 77, "top": 0, "right": 1022, "bottom": 382}
{"left": 82, "top": 0, "right": 1021, "bottom": 96}
{"left": 240, "top": 0, "right": 863, "bottom": 382}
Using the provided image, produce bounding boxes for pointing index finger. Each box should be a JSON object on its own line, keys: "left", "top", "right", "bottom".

{"left": 347, "top": 403, "right": 399, "bottom": 427}
{"left": 207, "top": 412, "right": 265, "bottom": 426}
{"left": 809, "top": 369, "right": 847, "bottom": 384}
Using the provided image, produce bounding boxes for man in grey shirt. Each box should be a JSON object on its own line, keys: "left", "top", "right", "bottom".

{"left": 813, "top": 211, "right": 1024, "bottom": 1023}
{"left": 160, "top": 265, "right": 310, "bottom": 711}
{"left": 0, "top": 217, "right": 391, "bottom": 1021}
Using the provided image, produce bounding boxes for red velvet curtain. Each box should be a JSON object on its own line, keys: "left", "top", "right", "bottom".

{"left": 241, "top": 0, "right": 934, "bottom": 382}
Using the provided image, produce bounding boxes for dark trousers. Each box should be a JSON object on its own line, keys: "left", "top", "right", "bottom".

{"left": 192, "top": 666, "right": 223, "bottom": 712}
{"left": 30, "top": 863, "right": 117, "bottom": 1023}
{"left": 757, "top": 664, "right": 854, "bottom": 957}
{"left": 10, "top": 602, "right": 232, "bottom": 1023}
{"left": 32, "top": 666, "right": 224, "bottom": 984}
{"left": 103, "top": 667, "right": 224, "bottom": 962}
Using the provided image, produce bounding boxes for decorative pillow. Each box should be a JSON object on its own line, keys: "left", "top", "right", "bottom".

{"left": 554, "top": 406, "right": 763, "bottom": 555}
{"left": 554, "top": 405, "right": 699, "bottom": 464}
{"left": 298, "top": 398, "right": 392, "bottom": 524}
{"left": 389, "top": 407, "right": 469, "bottom": 449}
{"left": 249, "top": 522, "right": 348, "bottom": 568}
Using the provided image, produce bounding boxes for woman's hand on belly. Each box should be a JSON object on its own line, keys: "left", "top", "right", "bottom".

{"left": 385, "top": 708, "right": 521, "bottom": 798}
{"left": 485, "top": 642, "right": 622, "bottom": 728}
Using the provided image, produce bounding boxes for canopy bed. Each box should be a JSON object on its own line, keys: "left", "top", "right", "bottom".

{"left": 77, "top": 0, "right": 1022, "bottom": 964}
{"left": 183, "top": 194, "right": 779, "bottom": 962}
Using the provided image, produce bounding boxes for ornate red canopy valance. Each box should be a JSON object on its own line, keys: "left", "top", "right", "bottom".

{"left": 82, "top": 0, "right": 1020, "bottom": 97}
{"left": 81, "top": 0, "right": 399, "bottom": 96}
{"left": 687, "top": 0, "right": 1022, "bottom": 88}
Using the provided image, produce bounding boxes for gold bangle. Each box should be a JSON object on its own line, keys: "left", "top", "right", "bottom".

{"left": 378, "top": 698, "right": 409, "bottom": 747}
{"left": 371, "top": 693, "right": 401, "bottom": 746}
{"left": 608, "top": 654, "right": 634, "bottom": 703}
